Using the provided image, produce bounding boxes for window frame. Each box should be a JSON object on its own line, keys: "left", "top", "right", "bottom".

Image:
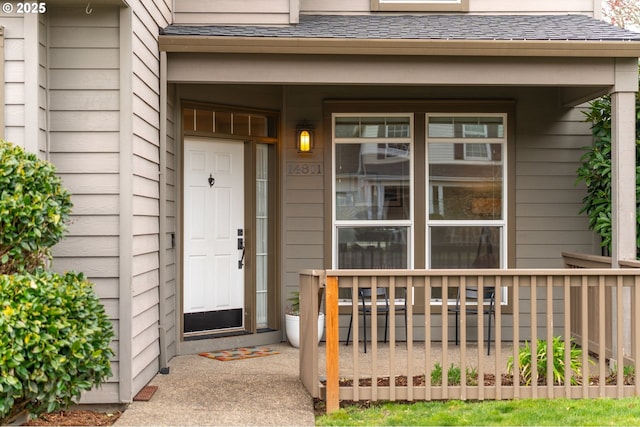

{"left": 323, "top": 100, "right": 516, "bottom": 313}
{"left": 371, "top": 0, "right": 469, "bottom": 12}
{"left": 331, "top": 113, "right": 416, "bottom": 270}
{"left": 426, "top": 113, "right": 508, "bottom": 306}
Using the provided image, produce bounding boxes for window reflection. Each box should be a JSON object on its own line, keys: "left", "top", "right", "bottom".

{"left": 430, "top": 226, "right": 500, "bottom": 269}
{"left": 428, "top": 143, "right": 502, "bottom": 220}
{"left": 335, "top": 116, "right": 410, "bottom": 139}
{"left": 338, "top": 227, "right": 408, "bottom": 269}
{"left": 428, "top": 116, "right": 504, "bottom": 139}
{"left": 336, "top": 143, "right": 411, "bottom": 220}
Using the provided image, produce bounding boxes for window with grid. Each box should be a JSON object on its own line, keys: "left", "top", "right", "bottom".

{"left": 333, "top": 114, "right": 413, "bottom": 270}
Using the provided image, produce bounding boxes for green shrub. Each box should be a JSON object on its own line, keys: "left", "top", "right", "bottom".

{"left": 0, "top": 271, "right": 114, "bottom": 423}
{"left": 0, "top": 140, "right": 72, "bottom": 274}
{"left": 576, "top": 71, "right": 640, "bottom": 256}
{"left": 507, "top": 337, "right": 584, "bottom": 386}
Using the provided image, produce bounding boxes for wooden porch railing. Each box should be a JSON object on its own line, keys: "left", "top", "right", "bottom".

{"left": 563, "top": 252, "right": 640, "bottom": 364}
{"left": 299, "top": 268, "right": 640, "bottom": 413}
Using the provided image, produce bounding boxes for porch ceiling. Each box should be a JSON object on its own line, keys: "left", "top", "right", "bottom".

{"left": 160, "top": 14, "right": 640, "bottom": 58}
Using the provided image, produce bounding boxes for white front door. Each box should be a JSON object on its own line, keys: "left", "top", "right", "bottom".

{"left": 183, "top": 137, "right": 245, "bottom": 334}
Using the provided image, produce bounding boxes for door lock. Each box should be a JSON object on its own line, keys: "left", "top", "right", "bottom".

{"left": 237, "top": 229, "right": 245, "bottom": 269}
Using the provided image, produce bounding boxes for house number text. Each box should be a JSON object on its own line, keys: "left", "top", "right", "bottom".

{"left": 287, "top": 162, "right": 322, "bottom": 176}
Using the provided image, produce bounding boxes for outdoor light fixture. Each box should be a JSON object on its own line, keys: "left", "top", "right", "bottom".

{"left": 296, "top": 124, "right": 313, "bottom": 153}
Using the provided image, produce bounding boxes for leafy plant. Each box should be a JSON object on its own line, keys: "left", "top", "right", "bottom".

{"left": 431, "top": 362, "right": 478, "bottom": 386}
{"left": 431, "top": 362, "right": 443, "bottom": 385}
{"left": 576, "top": 72, "right": 640, "bottom": 256}
{"left": 608, "top": 363, "right": 636, "bottom": 385}
{"left": 0, "top": 140, "right": 72, "bottom": 274}
{"left": 507, "top": 337, "right": 584, "bottom": 386}
{"left": 0, "top": 271, "right": 114, "bottom": 424}
{"left": 287, "top": 291, "right": 300, "bottom": 316}
{"left": 0, "top": 139, "right": 112, "bottom": 423}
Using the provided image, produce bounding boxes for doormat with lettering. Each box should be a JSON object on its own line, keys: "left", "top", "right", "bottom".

{"left": 199, "top": 346, "right": 279, "bottom": 361}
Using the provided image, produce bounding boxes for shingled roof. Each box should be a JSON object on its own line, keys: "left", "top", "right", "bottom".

{"left": 161, "top": 14, "right": 640, "bottom": 42}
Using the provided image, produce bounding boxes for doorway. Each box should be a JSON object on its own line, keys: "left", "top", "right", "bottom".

{"left": 183, "top": 137, "right": 245, "bottom": 334}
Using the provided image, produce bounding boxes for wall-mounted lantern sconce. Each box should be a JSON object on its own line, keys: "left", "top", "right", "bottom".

{"left": 296, "top": 124, "right": 314, "bottom": 153}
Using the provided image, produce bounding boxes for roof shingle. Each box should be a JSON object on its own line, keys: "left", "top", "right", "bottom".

{"left": 161, "top": 14, "right": 640, "bottom": 42}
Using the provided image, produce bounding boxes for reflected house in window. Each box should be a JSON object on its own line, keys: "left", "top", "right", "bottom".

{"left": 335, "top": 115, "right": 412, "bottom": 270}
{"left": 427, "top": 116, "right": 504, "bottom": 270}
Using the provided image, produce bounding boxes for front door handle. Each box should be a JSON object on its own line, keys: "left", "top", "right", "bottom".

{"left": 238, "top": 247, "right": 245, "bottom": 269}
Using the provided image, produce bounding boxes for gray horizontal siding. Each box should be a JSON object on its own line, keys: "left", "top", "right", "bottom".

{"left": 174, "top": 0, "right": 291, "bottom": 25}
{"left": 128, "top": 0, "right": 172, "bottom": 400}
{"left": 47, "top": 5, "right": 121, "bottom": 404}
{"left": 301, "top": 0, "right": 596, "bottom": 15}
{"left": 1, "top": 15, "right": 26, "bottom": 145}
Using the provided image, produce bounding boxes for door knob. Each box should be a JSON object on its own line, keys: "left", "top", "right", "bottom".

{"left": 208, "top": 174, "right": 215, "bottom": 187}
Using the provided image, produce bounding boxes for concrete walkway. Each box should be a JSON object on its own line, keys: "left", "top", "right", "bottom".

{"left": 113, "top": 340, "right": 516, "bottom": 426}
{"left": 114, "top": 343, "right": 315, "bottom": 426}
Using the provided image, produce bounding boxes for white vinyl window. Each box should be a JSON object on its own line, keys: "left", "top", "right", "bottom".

{"left": 330, "top": 111, "right": 508, "bottom": 306}
{"left": 333, "top": 114, "right": 414, "bottom": 270}
{"left": 427, "top": 114, "right": 508, "bottom": 304}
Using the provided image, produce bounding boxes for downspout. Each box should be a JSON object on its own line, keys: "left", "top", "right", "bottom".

{"left": 158, "top": 50, "right": 169, "bottom": 374}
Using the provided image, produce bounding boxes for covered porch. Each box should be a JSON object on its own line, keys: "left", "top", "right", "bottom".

{"left": 159, "top": 15, "right": 640, "bottom": 375}
{"left": 299, "top": 265, "right": 640, "bottom": 412}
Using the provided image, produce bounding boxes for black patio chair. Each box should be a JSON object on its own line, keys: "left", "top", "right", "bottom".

{"left": 448, "top": 286, "right": 496, "bottom": 355}
{"left": 345, "top": 287, "right": 407, "bottom": 353}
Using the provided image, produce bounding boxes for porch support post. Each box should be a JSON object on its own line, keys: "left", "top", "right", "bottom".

{"left": 610, "top": 58, "right": 637, "bottom": 363}
{"left": 611, "top": 59, "right": 638, "bottom": 267}
{"left": 325, "top": 275, "right": 340, "bottom": 414}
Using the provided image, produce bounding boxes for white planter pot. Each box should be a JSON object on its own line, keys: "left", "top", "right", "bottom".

{"left": 285, "top": 312, "right": 325, "bottom": 348}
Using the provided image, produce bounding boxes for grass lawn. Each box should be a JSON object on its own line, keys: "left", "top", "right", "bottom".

{"left": 316, "top": 397, "right": 640, "bottom": 426}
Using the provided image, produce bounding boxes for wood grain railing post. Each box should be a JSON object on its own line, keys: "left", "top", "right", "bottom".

{"left": 325, "top": 275, "right": 340, "bottom": 413}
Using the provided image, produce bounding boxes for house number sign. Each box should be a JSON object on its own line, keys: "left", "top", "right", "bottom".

{"left": 287, "top": 162, "right": 322, "bottom": 176}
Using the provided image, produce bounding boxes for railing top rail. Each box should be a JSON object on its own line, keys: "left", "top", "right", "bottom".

{"left": 620, "top": 259, "right": 640, "bottom": 268}
{"left": 561, "top": 251, "right": 612, "bottom": 265}
{"left": 312, "top": 268, "right": 640, "bottom": 277}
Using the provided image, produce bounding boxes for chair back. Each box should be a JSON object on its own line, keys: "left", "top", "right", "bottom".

{"left": 358, "top": 287, "right": 390, "bottom": 309}
{"left": 458, "top": 287, "right": 495, "bottom": 310}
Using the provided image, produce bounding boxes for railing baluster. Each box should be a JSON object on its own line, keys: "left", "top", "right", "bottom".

{"left": 598, "top": 276, "right": 606, "bottom": 397}
{"left": 425, "top": 276, "right": 432, "bottom": 401}
{"left": 494, "top": 275, "right": 502, "bottom": 400}
{"left": 442, "top": 276, "right": 449, "bottom": 400}
{"left": 529, "top": 277, "right": 537, "bottom": 396}
{"left": 616, "top": 275, "right": 624, "bottom": 398}
{"left": 581, "top": 276, "right": 588, "bottom": 398}
{"left": 513, "top": 275, "right": 520, "bottom": 398}
{"left": 352, "top": 277, "right": 359, "bottom": 402}
{"left": 546, "top": 275, "right": 553, "bottom": 397}
{"left": 475, "top": 276, "right": 483, "bottom": 366}
{"left": 407, "top": 276, "right": 414, "bottom": 402}
{"left": 563, "top": 276, "right": 571, "bottom": 398}
{"left": 388, "top": 277, "right": 395, "bottom": 402}
{"left": 461, "top": 276, "right": 468, "bottom": 400}
{"left": 371, "top": 276, "right": 378, "bottom": 401}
